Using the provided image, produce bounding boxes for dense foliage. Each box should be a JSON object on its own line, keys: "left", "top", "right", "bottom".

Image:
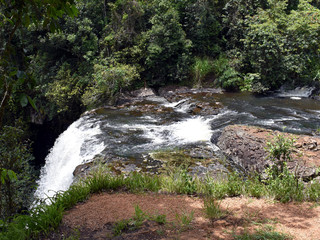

{"left": 1, "top": 0, "right": 320, "bottom": 221}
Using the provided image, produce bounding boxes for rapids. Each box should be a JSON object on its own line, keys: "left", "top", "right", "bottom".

{"left": 35, "top": 91, "right": 320, "bottom": 200}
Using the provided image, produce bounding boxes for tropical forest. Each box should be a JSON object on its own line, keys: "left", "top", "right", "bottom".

{"left": 1, "top": 0, "right": 320, "bottom": 239}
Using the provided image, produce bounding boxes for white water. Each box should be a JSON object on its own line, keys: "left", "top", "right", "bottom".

{"left": 34, "top": 116, "right": 105, "bottom": 200}
{"left": 276, "top": 86, "right": 315, "bottom": 98}
{"left": 142, "top": 116, "right": 213, "bottom": 144}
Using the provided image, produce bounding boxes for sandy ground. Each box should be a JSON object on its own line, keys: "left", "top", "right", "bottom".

{"left": 50, "top": 193, "right": 320, "bottom": 240}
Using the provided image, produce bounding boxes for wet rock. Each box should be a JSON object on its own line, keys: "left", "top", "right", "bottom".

{"left": 217, "top": 125, "right": 320, "bottom": 181}
{"left": 116, "top": 87, "right": 156, "bottom": 106}
{"left": 148, "top": 144, "right": 230, "bottom": 179}
{"left": 73, "top": 161, "right": 95, "bottom": 183}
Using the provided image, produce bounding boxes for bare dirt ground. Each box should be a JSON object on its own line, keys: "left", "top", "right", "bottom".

{"left": 48, "top": 193, "right": 320, "bottom": 240}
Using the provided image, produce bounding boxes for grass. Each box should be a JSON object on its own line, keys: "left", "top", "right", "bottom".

{"left": 175, "top": 211, "right": 194, "bottom": 231}
{"left": 192, "top": 57, "right": 215, "bottom": 88}
{"left": 233, "top": 226, "right": 292, "bottom": 240}
{"left": 112, "top": 204, "right": 166, "bottom": 237}
{"left": 1, "top": 165, "right": 320, "bottom": 239}
{"left": 203, "top": 197, "right": 227, "bottom": 221}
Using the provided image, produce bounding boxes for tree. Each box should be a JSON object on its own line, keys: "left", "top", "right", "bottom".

{"left": 144, "top": 0, "right": 192, "bottom": 86}
{"left": 0, "top": 0, "right": 78, "bottom": 128}
{"left": 82, "top": 59, "right": 140, "bottom": 108}
{"left": 0, "top": 122, "right": 35, "bottom": 219}
{"left": 183, "top": 0, "right": 222, "bottom": 57}
{"left": 242, "top": 0, "right": 320, "bottom": 90}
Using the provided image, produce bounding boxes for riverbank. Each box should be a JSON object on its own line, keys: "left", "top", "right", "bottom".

{"left": 2, "top": 162, "right": 320, "bottom": 239}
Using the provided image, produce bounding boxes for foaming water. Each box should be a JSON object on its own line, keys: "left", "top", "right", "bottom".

{"left": 142, "top": 116, "right": 213, "bottom": 144}
{"left": 34, "top": 116, "right": 104, "bottom": 200}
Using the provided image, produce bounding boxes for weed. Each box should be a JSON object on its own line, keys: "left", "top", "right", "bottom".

{"left": 265, "top": 167, "right": 304, "bottom": 203}
{"left": 306, "top": 179, "right": 320, "bottom": 202}
{"left": 132, "top": 205, "right": 146, "bottom": 228}
{"left": 226, "top": 172, "right": 243, "bottom": 197}
{"left": 63, "top": 228, "right": 80, "bottom": 240}
{"left": 175, "top": 211, "right": 194, "bottom": 231}
{"left": 203, "top": 197, "right": 227, "bottom": 221}
{"left": 113, "top": 219, "right": 131, "bottom": 236}
{"left": 162, "top": 167, "right": 196, "bottom": 194}
{"left": 125, "top": 172, "right": 161, "bottom": 193}
{"left": 151, "top": 213, "right": 167, "bottom": 225}
{"left": 192, "top": 57, "right": 214, "bottom": 87}
{"left": 244, "top": 174, "right": 266, "bottom": 198}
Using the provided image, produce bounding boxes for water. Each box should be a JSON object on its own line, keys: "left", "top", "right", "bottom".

{"left": 34, "top": 116, "right": 105, "bottom": 200}
{"left": 35, "top": 92, "right": 320, "bottom": 200}
{"left": 213, "top": 92, "right": 320, "bottom": 134}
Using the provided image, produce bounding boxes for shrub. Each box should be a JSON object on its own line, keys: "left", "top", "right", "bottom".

{"left": 82, "top": 61, "right": 139, "bottom": 108}
{"left": 266, "top": 133, "right": 297, "bottom": 178}
{"left": 0, "top": 123, "right": 36, "bottom": 219}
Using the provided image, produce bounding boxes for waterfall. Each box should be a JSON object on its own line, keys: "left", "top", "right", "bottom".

{"left": 34, "top": 116, "right": 105, "bottom": 200}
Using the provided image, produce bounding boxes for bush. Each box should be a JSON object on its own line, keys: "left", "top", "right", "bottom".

{"left": 264, "top": 133, "right": 304, "bottom": 203}
{"left": 265, "top": 167, "right": 304, "bottom": 203}
{"left": 266, "top": 133, "right": 296, "bottom": 179}
{"left": 213, "top": 55, "right": 243, "bottom": 91}
{"left": 82, "top": 61, "right": 139, "bottom": 108}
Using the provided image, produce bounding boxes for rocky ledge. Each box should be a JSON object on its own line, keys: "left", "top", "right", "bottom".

{"left": 217, "top": 125, "right": 320, "bottom": 181}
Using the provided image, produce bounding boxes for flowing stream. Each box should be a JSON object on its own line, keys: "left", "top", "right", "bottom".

{"left": 35, "top": 91, "right": 320, "bottom": 200}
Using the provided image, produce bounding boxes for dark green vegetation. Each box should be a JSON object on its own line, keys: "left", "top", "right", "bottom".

{"left": 1, "top": 0, "right": 320, "bottom": 230}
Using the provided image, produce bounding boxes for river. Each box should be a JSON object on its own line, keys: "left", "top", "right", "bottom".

{"left": 34, "top": 90, "right": 320, "bottom": 200}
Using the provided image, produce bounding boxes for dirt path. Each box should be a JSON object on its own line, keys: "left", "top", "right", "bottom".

{"left": 48, "top": 193, "right": 320, "bottom": 240}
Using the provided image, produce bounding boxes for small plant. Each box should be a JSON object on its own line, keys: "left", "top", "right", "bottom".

{"left": 265, "top": 167, "right": 304, "bottom": 203}
{"left": 151, "top": 213, "right": 167, "bottom": 225}
{"left": 132, "top": 205, "right": 146, "bottom": 227}
{"left": 113, "top": 219, "right": 131, "bottom": 236}
{"left": 203, "top": 197, "right": 227, "bottom": 221}
{"left": 63, "top": 228, "right": 80, "bottom": 240}
{"left": 244, "top": 174, "right": 267, "bottom": 198}
{"left": 175, "top": 211, "right": 194, "bottom": 231}
{"left": 306, "top": 179, "right": 320, "bottom": 202}
{"left": 264, "top": 133, "right": 304, "bottom": 203}
{"left": 266, "top": 133, "right": 296, "bottom": 178}
{"left": 125, "top": 172, "right": 161, "bottom": 193}
{"left": 226, "top": 171, "right": 243, "bottom": 197}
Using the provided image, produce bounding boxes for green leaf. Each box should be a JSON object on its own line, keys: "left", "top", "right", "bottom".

{"left": 27, "top": 96, "right": 38, "bottom": 111}
{"left": 71, "top": 5, "right": 78, "bottom": 16}
{"left": 7, "top": 170, "right": 17, "bottom": 181}
{"left": 20, "top": 93, "right": 28, "bottom": 107}
{"left": 1, "top": 169, "right": 7, "bottom": 184}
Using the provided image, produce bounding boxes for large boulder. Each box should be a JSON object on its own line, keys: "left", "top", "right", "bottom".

{"left": 217, "top": 125, "right": 320, "bottom": 180}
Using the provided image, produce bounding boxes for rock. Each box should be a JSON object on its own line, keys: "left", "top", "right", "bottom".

{"left": 130, "top": 87, "right": 156, "bottom": 98}
{"left": 217, "top": 125, "right": 320, "bottom": 181}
